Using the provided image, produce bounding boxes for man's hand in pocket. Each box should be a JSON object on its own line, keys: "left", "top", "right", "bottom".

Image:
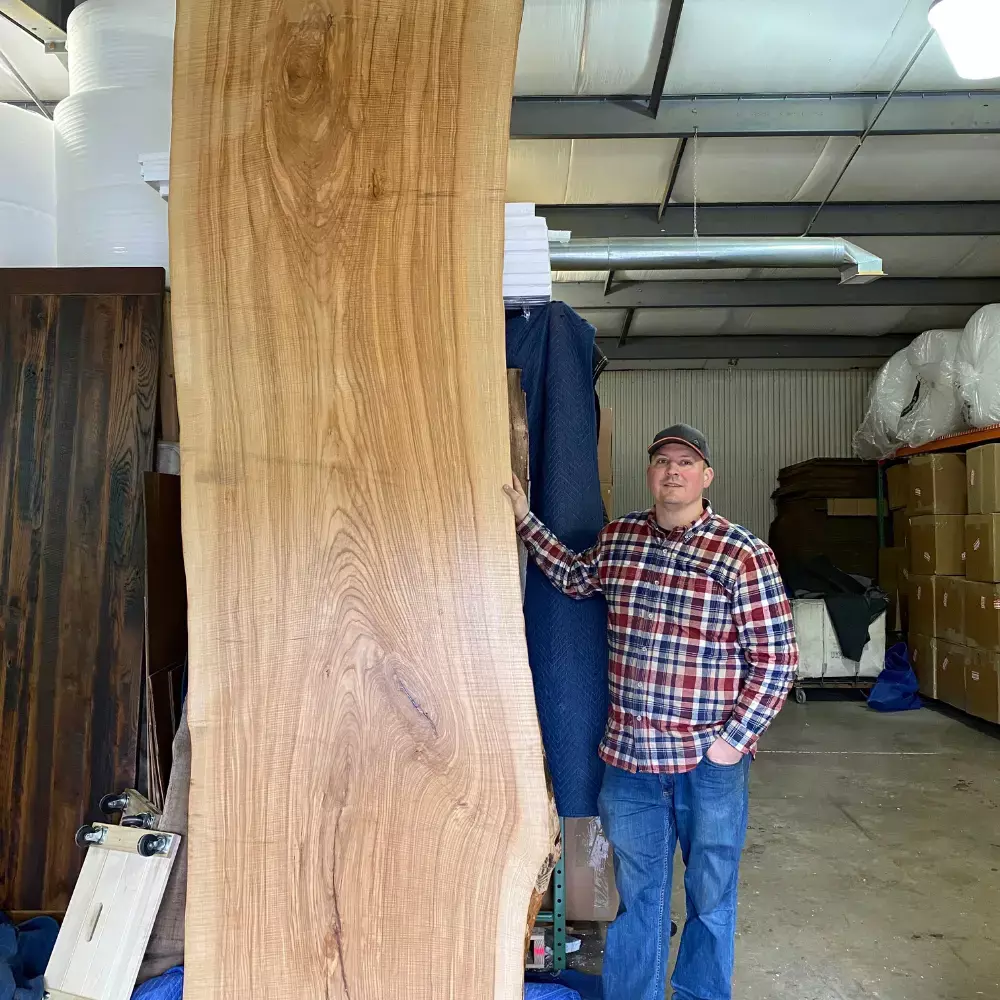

{"left": 706, "top": 737, "right": 744, "bottom": 766}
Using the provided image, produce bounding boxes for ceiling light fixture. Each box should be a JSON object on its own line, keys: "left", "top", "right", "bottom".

{"left": 928, "top": 0, "right": 1000, "bottom": 80}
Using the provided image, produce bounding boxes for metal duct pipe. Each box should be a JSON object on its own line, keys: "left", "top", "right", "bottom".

{"left": 547, "top": 237, "right": 884, "bottom": 284}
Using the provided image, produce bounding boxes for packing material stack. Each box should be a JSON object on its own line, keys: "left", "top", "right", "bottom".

{"left": 898, "top": 447, "right": 1000, "bottom": 724}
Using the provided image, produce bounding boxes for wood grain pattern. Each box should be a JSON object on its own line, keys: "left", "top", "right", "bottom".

{"left": 170, "top": 1, "right": 546, "bottom": 998}
{"left": 0, "top": 284, "right": 159, "bottom": 910}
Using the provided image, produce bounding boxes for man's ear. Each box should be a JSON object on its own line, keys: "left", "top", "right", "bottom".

{"left": 703, "top": 465, "right": 715, "bottom": 489}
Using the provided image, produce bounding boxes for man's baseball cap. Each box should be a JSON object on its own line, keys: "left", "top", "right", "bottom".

{"left": 647, "top": 423, "right": 711, "bottom": 466}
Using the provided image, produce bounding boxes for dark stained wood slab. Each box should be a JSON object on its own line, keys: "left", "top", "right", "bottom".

{"left": 0, "top": 278, "right": 160, "bottom": 909}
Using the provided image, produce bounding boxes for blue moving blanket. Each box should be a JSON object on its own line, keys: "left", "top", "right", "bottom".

{"left": 506, "top": 303, "right": 609, "bottom": 817}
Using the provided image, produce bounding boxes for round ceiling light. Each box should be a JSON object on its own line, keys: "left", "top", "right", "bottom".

{"left": 928, "top": 0, "right": 1000, "bottom": 80}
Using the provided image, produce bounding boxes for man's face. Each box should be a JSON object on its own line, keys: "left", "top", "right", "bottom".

{"left": 646, "top": 443, "right": 714, "bottom": 507}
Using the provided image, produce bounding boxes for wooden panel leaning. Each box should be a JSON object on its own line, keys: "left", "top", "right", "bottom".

{"left": 0, "top": 268, "right": 162, "bottom": 910}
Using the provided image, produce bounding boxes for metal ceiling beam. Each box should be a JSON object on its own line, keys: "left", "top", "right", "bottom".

{"left": 618, "top": 308, "right": 636, "bottom": 348}
{"left": 645, "top": 0, "right": 685, "bottom": 120}
{"left": 510, "top": 91, "right": 1000, "bottom": 138}
{"left": 0, "top": 1, "right": 66, "bottom": 41}
{"left": 5, "top": 98, "right": 59, "bottom": 114}
{"left": 558, "top": 277, "right": 1000, "bottom": 309}
{"left": 596, "top": 334, "right": 912, "bottom": 361}
{"left": 538, "top": 202, "right": 1000, "bottom": 238}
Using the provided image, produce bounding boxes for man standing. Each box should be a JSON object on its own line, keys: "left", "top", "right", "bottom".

{"left": 504, "top": 424, "right": 798, "bottom": 1000}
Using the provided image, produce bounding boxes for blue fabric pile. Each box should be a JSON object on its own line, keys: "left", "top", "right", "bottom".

{"left": 134, "top": 967, "right": 585, "bottom": 1000}
{"left": 524, "top": 983, "right": 581, "bottom": 1000}
{"left": 868, "top": 642, "right": 923, "bottom": 712}
{"left": 132, "top": 965, "right": 183, "bottom": 1000}
{"left": 527, "top": 970, "right": 601, "bottom": 999}
{"left": 0, "top": 915, "right": 59, "bottom": 1000}
{"left": 506, "top": 302, "right": 609, "bottom": 817}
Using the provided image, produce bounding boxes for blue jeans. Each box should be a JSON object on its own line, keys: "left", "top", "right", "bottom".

{"left": 597, "top": 756, "right": 751, "bottom": 1000}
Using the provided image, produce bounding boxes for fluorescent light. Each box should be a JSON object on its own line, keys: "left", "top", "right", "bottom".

{"left": 929, "top": 0, "right": 1000, "bottom": 80}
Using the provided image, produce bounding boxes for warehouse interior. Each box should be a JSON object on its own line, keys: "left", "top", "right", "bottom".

{"left": 1, "top": 1, "right": 999, "bottom": 999}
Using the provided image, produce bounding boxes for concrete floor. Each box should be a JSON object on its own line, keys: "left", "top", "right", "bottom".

{"left": 568, "top": 696, "right": 1000, "bottom": 999}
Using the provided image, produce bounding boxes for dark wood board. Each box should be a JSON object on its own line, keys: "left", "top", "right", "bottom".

{"left": 143, "top": 472, "right": 187, "bottom": 802}
{"left": 0, "top": 285, "right": 160, "bottom": 909}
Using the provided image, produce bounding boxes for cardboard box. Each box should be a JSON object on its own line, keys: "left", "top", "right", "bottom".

{"left": 886, "top": 463, "right": 909, "bottom": 511}
{"left": 879, "top": 547, "right": 909, "bottom": 631}
{"left": 908, "top": 574, "right": 938, "bottom": 637}
{"left": 935, "top": 639, "right": 970, "bottom": 711}
{"left": 908, "top": 633, "right": 937, "bottom": 698}
{"left": 563, "top": 817, "right": 619, "bottom": 922}
{"left": 937, "top": 575, "right": 965, "bottom": 643}
{"left": 966, "top": 650, "right": 1000, "bottom": 723}
{"left": 967, "top": 444, "right": 1000, "bottom": 515}
{"left": 964, "top": 580, "right": 1000, "bottom": 651}
{"left": 908, "top": 453, "right": 967, "bottom": 515}
{"left": 909, "top": 515, "right": 966, "bottom": 576}
{"left": 879, "top": 546, "right": 907, "bottom": 588}
{"left": 892, "top": 508, "right": 910, "bottom": 548}
{"left": 965, "top": 514, "right": 1000, "bottom": 582}
{"left": 826, "top": 498, "right": 879, "bottom": 517}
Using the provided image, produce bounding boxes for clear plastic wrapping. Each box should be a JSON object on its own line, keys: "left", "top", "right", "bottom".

{"left": 853, "top": 349, "right": 918, "bottom": 459}
{"left": 896, "top": 329, "right": 964, "bottom": 447}
{"left": 956, "top": 304, "right": 1000, "bottom": 427}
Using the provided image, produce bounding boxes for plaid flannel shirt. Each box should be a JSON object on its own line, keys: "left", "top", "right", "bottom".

{"left": 517, "top": 503, "right": 797, "bottom": 773}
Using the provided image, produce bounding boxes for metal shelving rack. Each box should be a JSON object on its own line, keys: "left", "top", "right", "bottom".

{"left": 532, "top": 817, "right": 568, "bottom": 972}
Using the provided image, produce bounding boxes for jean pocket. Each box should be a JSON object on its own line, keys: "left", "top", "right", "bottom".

{"left": 702, "top": 753, "right": 742, "bottom": 770}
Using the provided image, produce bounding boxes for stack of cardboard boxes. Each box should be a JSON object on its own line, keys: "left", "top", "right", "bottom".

{"left": 879, "top": 463, "right": 911, "bottom": 631}
{"left": 900, "top": 448, "right": 1000, "bottom": 725}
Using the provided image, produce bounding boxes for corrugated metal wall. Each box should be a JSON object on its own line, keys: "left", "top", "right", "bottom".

{"left": 599, "top": 369, "right": 875, "bottom": 539}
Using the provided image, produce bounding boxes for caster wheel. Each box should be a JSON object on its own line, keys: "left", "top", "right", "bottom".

{"left": 100, "top": 792, "right": 128, "bottom": 815}
{"left": 794, "top": 688, "right": 807, "bottom": 705}
{"left": 138, "top": 834, "right": 167, "bottom": 857}
{"left": 75, "top": 824, "right": 97, "bottom": 848}
{"left": 122, "top": 813, "right": 155, "bottom": 830}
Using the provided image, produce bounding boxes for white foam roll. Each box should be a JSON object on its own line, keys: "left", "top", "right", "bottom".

{"left": 0, "top": 204, "right": 56, "bottom": 266}
{"left": 67, "top": 0, "right": 176, "bottom": 94}
{"left": 956, "top": 304, "right": 1000, "bottom": 427}
{"left": 57, "top": 182, "right": 168, "bottom": 271}
{"left": 55, "top": 88, "right": 172, "bottom": 194}
{"left": 0, "top": 104, "right": 55, "bottom": 216}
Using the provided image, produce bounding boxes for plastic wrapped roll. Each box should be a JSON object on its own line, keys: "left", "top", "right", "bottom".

{"left": 0, "top": 104, "right": 54, "bottom": 216}
{"left": 0, "top": 205, "right": 56, "bottom": 266}
{"left": 853, "top": 349, "right": 918, "bottom": 459}
{"left": 0, "top": 105, "right": 56, "bottom": 266}
{"left": 896, "top": 329, "right": 964, "bottom": 447}
{"left": 956, "top": 304, "right": 1000, "bottom": 427}
{"left": 55, "top": 89, "right": 172, "bottom": 194}
{"left": 57, "top": 182, "right": 168, "bottom": 270}
{"left": 68, "top": 0, "right": 176, "bottom": 94}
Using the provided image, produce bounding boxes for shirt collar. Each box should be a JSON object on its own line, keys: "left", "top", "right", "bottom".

{"left": 646, "top": 500, "right": 714, "bottom": 541}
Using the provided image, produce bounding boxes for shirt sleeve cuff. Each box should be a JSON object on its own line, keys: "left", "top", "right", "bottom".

{"left": 721, "top": 718, "right": 755, "bottom": 754}
{"left": 515, "top": 510, "right": 544, "bottom": 540}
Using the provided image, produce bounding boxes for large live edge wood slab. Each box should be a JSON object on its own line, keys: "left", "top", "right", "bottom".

{"left": 170, "top": 2, "right": 547, "bottom": 998}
